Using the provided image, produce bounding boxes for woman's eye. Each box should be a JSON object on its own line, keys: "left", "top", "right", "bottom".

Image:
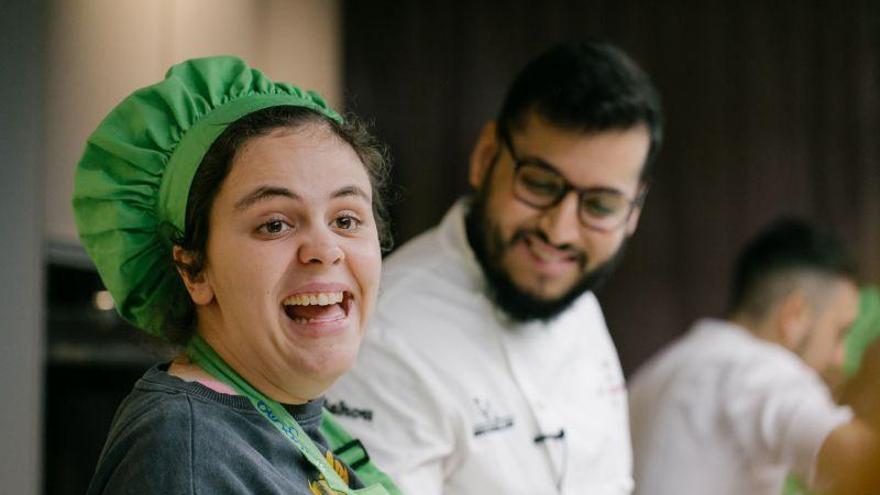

{"left": 259, "top": 219, "right": 291, "bottom": 235}
{"left": 334, "top": 215, "right": 361, "bottom": 231}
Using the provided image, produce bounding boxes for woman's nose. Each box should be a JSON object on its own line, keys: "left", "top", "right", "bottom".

{"left": 298, "top": 230, "right": 344, "bottom": 266}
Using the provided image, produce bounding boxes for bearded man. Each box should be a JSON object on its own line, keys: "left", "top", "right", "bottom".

{"left": 326, "top": 40, "right": 663, "bottom": 495}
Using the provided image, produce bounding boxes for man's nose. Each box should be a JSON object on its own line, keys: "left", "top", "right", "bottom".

{"left": 537, "top": 192, "right": 582, "bottom": 246}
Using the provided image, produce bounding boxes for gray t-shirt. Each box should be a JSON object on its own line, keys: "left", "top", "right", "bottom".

{"left": 87, "top": 364, "right": 364, "bottom": 494}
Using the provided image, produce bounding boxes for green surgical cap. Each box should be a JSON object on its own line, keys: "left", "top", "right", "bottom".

{"left": 72, "top": 56, "right": 342, "bottom": 336}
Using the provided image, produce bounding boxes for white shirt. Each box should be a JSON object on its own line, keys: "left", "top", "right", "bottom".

{"left": 628, "top": 318, "right": 853, "bottom": 495}
{"left": 326, "top": 200, "right": 633, "bottom": 495}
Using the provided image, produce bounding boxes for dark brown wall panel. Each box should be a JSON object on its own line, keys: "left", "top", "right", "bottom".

{"left": 343, "top": 0, "right": 880, "bottom": 374}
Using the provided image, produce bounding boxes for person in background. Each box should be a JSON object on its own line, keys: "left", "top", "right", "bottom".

{"left": 326, "top": 40, "right": 663, "bottom": 494}
{"left": 74, "top": 56, "right": 397, "bottom": 494}
{"left": 628, "top": 218, "right": 880, "bottom": 495}
{"left": 783, "top": 284, "right": 880, "bottom": 495}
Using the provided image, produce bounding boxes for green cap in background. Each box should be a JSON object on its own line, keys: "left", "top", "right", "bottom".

{"left": 844, "top": 285, "right": 880, "bottom": 376}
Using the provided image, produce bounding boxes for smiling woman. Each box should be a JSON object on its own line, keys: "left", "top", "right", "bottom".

{"left": 72, "top": 57, "right": 396, "bottom": 495}
{"left": 173, "top": 118, "right": 383, "bottom": 404}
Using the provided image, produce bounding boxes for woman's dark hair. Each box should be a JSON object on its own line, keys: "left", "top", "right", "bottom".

{"left": 165, "top": 105, "right": 392, "bottom": 344}
{"left": 497, "top": 40, "right": 663, "bottom": 181}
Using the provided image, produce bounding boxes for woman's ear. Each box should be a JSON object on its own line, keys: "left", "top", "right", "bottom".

{"left": 172, "top": 246, "right": 214, "bottom": 306}
{"left": 469, "top": 121, "right": 499, "bottom": 190}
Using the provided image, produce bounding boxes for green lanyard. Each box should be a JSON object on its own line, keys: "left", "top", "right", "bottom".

{"left": 187, "top": 335, "right": 390, "bottom": 495}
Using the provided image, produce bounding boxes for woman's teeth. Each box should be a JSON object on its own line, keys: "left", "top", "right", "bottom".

{"left": 283, "top": 291, "right": 344, "bottom": 307}
{"left": 282, "top": 291, "right": 348, "bottom": 324}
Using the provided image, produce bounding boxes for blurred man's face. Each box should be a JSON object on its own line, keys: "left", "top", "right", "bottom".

{"left": 799, "top": 279, "right": 860, "bottom": 376}
{"left": 467, "top": 112, "right": 650, "bottom": 321}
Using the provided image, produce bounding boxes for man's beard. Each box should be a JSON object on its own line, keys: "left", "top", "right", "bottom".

{"left": 465, "top": 191, "right": 627, "bottom": 323}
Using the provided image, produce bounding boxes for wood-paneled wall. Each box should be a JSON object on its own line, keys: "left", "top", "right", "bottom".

{"left": 342, "top": 0, "right": 880, "bottom": 373}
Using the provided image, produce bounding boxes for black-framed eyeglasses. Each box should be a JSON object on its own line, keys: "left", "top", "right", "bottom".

{"left": 500, "top": 130, "right": 646, "bottom": 233}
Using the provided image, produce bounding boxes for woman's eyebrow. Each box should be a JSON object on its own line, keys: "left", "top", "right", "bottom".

{"left": 234, "top": 186, "right": 299, "bottom": 211}
{"left": 332, "top": 185, "right": 370, "bottom": 201}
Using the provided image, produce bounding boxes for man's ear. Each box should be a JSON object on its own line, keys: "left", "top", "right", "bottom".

{"left": 172, "top": 246, "right": 214, "bottom": 306}
{"left": 625, "top": 183, "right": 650, "bottom": 236}
{"left": 469, "top": 121, "right": 499, "bottom": 190}
{"left": 775, "top": 290, "right": 812, "bottom": 349}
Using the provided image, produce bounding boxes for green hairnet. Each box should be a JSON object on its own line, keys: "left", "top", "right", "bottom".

{"left": 72, "top": 56, "right": 342, "bottom": 336}
{"left": 844, "top": 285, "right": 880, "bottom": 375}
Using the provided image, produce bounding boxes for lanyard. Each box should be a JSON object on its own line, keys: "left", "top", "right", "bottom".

{"left": 187, "top": 335, "right": 389, "bottom": 495}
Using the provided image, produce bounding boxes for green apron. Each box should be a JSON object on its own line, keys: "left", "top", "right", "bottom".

{"left": 321, "top": 411, "right": 402, "bottom": 495}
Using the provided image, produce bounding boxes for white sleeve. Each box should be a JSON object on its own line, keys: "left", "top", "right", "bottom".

{"left": 326, "top": 325, "right": 466, "bottom": 495}
{"left": 721, "top": 355, "right": 853, "bottom": 482}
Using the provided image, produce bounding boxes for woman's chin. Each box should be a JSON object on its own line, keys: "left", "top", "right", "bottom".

{"left": 287, "top": 342, "right": 362, "bottom": 392}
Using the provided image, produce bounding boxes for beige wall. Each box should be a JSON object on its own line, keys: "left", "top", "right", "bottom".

{"left": 1, "top": 1, "right": 45, "bottom": 493}
{"left": 45, "top": 0, "right": 341, "bottom": 244}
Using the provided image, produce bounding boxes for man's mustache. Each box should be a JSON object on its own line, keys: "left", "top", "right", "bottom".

{"left": 508, "top": 228, "right": 588, "bottom": 269}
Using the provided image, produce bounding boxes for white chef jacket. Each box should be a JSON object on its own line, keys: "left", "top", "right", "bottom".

{"left": 628, "top": 318, "right": 853, "bottom": 495}
{"left": 326, "top": 200, "right": 633, "bottom": 495}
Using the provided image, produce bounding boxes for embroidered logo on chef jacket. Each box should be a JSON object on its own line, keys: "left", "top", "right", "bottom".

{"left": 598, "top": 359, "right": 626, "bottom": 407}
{"left": 326, "top": 400, "right": 373, "bottom": 421}
{"left": 472, "top": 397, "right": 515, "bottom": 436}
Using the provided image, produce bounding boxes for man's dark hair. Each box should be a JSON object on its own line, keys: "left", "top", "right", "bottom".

{"left": 497, "top": 40, "right": 664, "bottom": 180}
{"left": 165, "top": 105, "right": 391, "bottom": 345}
{"left": 728, "top": 218, "right": 857, "bottom": 319}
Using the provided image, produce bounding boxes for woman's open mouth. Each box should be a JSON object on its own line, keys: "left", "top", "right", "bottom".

{"left": 282, "top": 291, "right": 352, "bottom": 324}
